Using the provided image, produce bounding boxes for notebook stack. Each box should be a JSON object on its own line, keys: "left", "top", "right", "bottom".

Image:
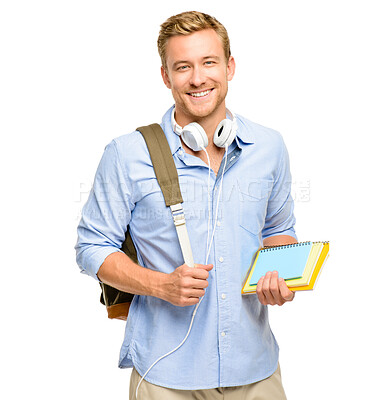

{"left": 242, "top": 241, "right": 330, "bottom": 294}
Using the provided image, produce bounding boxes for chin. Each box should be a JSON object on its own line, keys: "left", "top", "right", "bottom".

{"left": 186, "top": 101, "right": 222, "bottom": 120}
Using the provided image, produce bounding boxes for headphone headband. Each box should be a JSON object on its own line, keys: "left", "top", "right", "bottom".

{"left": 171, "top": 107, "right": 237, "bottom": 151}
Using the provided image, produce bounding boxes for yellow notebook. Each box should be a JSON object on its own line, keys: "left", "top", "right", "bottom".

{"left": 241, "top": 241, "right": 329, "bottom": 294}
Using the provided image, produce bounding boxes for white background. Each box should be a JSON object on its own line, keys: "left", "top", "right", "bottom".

{"left": 1, "top": 0, "right": 385, "bottom": 399}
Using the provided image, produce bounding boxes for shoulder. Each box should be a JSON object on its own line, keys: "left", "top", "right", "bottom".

{"left": 112, "top": 129, "right": 147, "bottom": 152}
{"left": 96, "top": 130, "right": 152, "bottom": 184}
{"left": 106, "top": 129, "right": 150, "bottom": 164}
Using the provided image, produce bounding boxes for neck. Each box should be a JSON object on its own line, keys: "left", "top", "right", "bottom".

{"left": 180, "top": 139, "right": 225, "bottom": 176}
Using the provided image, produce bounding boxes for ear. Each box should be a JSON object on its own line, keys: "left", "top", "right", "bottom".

{"left": 161, "top": 66, "right": 171, "bottom": 89}
{"left": 227, "top": 56, "right": 236, "bottom": 82}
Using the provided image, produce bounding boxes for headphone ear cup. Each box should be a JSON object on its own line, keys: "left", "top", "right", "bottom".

{"left": 181, "top": 122, "right": 208, "bottom": 151}
{"left": 213, "top": 119, "right": 236, "bottom": 148}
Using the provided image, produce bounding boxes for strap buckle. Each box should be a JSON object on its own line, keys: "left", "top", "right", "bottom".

{"left": 170, "top": 203, "right": 195, "bottom": 268}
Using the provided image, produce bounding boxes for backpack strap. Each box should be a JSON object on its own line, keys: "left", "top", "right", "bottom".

{"left": 100, "top": 123, "right": 194, "bottom": 320}
{"left": 137, "top": 124, "right": 194, "bottom": 268}
{"left": 137, "top": 124, "right": 183, "bottom": 206}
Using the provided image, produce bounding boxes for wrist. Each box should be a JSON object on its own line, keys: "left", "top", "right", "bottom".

{"left": 149, "top": 271, "right": 170, "bottom": 301}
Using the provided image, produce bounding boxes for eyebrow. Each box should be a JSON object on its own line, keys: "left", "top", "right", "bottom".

{"left": 203, "top": 55, "right": 221, "bottom": 61}
{"left": 172, "top": 55, "right": 221, "bottom": 69}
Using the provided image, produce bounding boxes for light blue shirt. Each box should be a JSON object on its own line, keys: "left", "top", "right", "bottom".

{"left": 75, "top": 106, "right": 296, "bottom": 390}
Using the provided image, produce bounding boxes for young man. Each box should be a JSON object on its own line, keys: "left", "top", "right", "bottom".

{"left": 76, "top": 11, "right": 297, "bottom": 399}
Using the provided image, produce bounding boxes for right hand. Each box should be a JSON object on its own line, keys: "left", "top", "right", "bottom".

{"left": 160, "top": 263, "right": 213, "bottom": 307}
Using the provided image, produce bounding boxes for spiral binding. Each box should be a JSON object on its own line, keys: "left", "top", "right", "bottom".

{"left": 261, "top": 241, "right": 329, "bottom": 252}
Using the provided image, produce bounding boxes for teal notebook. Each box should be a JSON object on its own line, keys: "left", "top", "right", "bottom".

{"left": 249, "top": 242, "right": 313, "bottom": 285}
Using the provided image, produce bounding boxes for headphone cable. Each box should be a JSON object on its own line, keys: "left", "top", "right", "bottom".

{"left": 135, "top": 145, "right": 228, "bottom": 399}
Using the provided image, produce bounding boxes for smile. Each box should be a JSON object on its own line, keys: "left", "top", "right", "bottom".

{"left": 187, "top": 89, "right": 213, "bottom": 98}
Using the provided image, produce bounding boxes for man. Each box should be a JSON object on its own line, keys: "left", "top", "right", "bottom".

{"left": 76, "top": 11, "right": 297, "bottom": 400}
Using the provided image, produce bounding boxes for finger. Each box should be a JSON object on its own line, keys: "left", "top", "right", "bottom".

{"left": 180, "top": 286, "right": 206, "bottom": 297}
{"left": 180, "top": 297, "right": 201, "bottom": 307}
{"left": 174, "top": 286, "right": 205, "bottom": 305}
{"left": 270, "top": 271, "right": 285, "bottom": 306}
{"left": 182, "top": 288, "right": 206, "bottom": 305}
{"left": 178, "top": 264, "right": 209, "bottom": 280}
{"left": 256, "top": 276, "right": 267, "bottom": 305}
{"left": 189, "top": 288, "right": 206, "bottom": 298}
{"left": 191, "top": 265, "right": 213, "bottom": 280}
{"left": 194, "top": 263, "right": 214, "bottom": 271}
{"left": 187, "top": 277, "right": 209, "bottom": 289}
{"left": 279, "top": 278, "right": 295, "bottom": 302}
{"left": 262, "top": 272, "right": 276, "bottom": 305}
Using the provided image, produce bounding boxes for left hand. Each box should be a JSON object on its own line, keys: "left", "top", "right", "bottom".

{"left": 256, "top": 271, "right": 295, "bottom": 306}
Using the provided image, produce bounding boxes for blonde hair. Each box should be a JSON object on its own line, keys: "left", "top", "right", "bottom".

{"left": 158, "top": 11, "right": 231, "bottom": 69}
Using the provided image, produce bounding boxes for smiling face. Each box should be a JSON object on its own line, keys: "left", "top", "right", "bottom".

{"left": 161, "top": 29, "right": 235, "bottom": 128}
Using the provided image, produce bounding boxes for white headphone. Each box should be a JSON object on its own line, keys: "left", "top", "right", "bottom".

{"left": 172, "top": 108, "right": 238, "bottom": 151}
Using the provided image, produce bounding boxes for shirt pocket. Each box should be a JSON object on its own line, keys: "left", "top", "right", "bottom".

{"left": 238, "top": 179, "right": 274, "bottom": 235}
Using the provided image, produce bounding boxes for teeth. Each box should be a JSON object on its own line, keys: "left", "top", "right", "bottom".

{"left": 189, "top": 89, "right": 211, "bottom": 98}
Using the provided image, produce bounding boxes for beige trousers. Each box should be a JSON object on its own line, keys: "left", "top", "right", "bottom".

{"left": 129, "top": 364, "right": 287, "bottom": 400}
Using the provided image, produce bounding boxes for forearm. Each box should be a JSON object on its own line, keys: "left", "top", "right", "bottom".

{"left": 97, "top": 252, "right": 213, "bottom": 307}
{"left": 263, "top": 234, "right": 297, "bottom": 247}
{"left": 97, "top": 252, "right": 166, "bottom": 299}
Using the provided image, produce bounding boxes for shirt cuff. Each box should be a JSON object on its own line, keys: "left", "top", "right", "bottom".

{"left": 262, "top": 227, "right": 297, "bottom": 242}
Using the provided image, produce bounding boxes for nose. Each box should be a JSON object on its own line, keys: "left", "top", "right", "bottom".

{"left": 189, "top": 66, "right": 206, "bottom": 88}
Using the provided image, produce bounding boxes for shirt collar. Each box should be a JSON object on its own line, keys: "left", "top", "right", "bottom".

{"left": 233, "top": 115, "right": 255, "bottom": 145}
{"left": 160, "top": 106, "right": 183, "bottom": 156}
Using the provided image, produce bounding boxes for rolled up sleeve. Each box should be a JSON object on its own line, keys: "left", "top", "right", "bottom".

{"left": 75, "top": 140, "right": 133, "bottom": 281}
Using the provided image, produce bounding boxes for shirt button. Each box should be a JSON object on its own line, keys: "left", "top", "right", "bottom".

{"left": 221, "top": 293, "right": 226, "bottom": 300}
{"left": 217, "top": 221, "right": 221, "bottom": 227}
{"left": 219, "top": 257, "right": 224, "bottom": 262}
{"left": 221, "top": 331, "right": 226, "bottom": 337}
{"left": 178, "top": 150, "right": 183, "bottom": 156}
